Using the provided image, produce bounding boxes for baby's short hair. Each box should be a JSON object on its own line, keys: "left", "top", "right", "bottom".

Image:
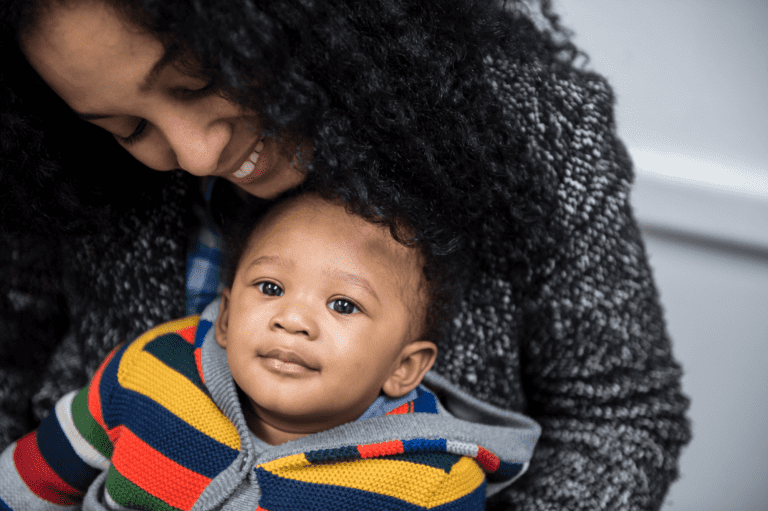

{"left": 220, "top": 188, "right": 465, "bottom": 346}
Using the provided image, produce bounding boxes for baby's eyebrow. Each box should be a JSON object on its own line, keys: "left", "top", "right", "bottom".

{"left": 247, "top": 255, "right": 288, "bottom": 269}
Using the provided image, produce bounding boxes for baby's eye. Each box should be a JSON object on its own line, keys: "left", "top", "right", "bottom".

{"left": 257, "top": 282, "right": 284, "bottom": 297}
{"left": 328, "top": 298, "right": 360, "bottom": 315}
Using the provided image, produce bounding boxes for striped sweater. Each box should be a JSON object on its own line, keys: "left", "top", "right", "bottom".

{"left": 0, "top": 300, "right": 540, "bottom": 511}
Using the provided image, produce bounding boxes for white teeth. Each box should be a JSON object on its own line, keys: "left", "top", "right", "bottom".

{"left": 234, "top": 161, "right": 255, "bottom": 178}
{"left": 233, "top": 139, "right": 265, "bottom": 179}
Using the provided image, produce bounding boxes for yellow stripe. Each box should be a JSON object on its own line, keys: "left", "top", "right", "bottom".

{"left": 260, "top": 456, "right": 472, "bottom": 506}
{"left": 259, "top": 453, "right": 311, "bottom": 472}
{"left": 117, "top": 317, "right": 240, "bottom": 450}
{"left": 426, "top": 457, "right": 485, "bottom": 508}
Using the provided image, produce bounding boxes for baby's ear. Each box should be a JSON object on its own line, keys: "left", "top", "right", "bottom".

{"left": 214, "top": 288, "right": 232, "bottom": 349}
{"left": 382, "top": 341, "right": 437, "bottom": 398}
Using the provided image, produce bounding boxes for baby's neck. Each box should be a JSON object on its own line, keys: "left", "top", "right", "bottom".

{"left": 243, "top": 406, "right": 307, "bottom": 446}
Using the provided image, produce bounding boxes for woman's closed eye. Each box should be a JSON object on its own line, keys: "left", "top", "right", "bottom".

{"left": 257, "top": 282, "right": 284, "bottom": 297}
{"left": 173, "top": 75, "right": 219, "bottom": 100}
{"left": 111, "top": 76, "right": 218, "bottom": 146}
{"left": 113, "top": 118, "right": 149, "bottom": 146}
{"left": 328, "top": 298, "right": 360, "bottom": 315}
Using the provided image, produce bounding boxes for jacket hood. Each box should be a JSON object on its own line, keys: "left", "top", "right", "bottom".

{"left": 195, "top": 299, "right": 540, "bottom": 500}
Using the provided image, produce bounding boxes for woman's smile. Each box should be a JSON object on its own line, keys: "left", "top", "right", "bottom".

{"left": 19, "top": 0, "right": 311, "bottom": 199}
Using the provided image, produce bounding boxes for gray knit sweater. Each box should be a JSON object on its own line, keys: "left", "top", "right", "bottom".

{"left": 0, "top": 52, "right": 690, "bottom": 510}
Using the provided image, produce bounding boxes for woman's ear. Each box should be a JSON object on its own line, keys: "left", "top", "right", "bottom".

{"left": 382, "top": 341, "right": 438, "bottom": 398}
{"left": 215, "top": 288, "right": 232, "bottom": 349}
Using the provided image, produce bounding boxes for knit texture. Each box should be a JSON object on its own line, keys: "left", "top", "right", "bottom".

{"left": 0, "top": 316, "right": 529, "bottom": 511}
{"left": 0, "top": 51, "right": 691, "bottom": 510}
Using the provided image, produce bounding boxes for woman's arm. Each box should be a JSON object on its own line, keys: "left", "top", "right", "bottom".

{"left": 0, "top": 363, "right": 117, "bottom": 510}
{"left": 487, "top": 56, "right": 692, "bottom": 510}
{"left": 0, "top": 232, "right": 68, "bottom": 449}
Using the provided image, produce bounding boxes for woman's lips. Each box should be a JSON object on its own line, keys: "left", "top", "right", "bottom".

{"left": 232, "top": 138, "right": 265, "bottom": 179}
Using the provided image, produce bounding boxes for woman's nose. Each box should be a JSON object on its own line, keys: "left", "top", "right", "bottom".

{"left": 270, "top": 302, "right": 319, "bottom": 340}
{"left": 161, "top": 112, "right": 231, "bottom": 176}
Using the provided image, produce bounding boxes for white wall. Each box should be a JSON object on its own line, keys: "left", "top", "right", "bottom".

{"left": 555, "top": 1, "right": 768, "bottom": 510}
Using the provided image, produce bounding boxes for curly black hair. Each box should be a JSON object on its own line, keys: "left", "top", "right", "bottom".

{"left": 1, "top": 0, "right": 582, "bottom": 277}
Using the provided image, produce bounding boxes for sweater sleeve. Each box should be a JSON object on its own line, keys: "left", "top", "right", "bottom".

{"left": 487, "top": 61, "right": 691, "bottom": 510}
{"left": 0, "top": 351, "right": 117, "bottom": 510}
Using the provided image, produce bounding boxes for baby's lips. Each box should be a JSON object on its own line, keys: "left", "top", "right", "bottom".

{"left": 261, "top": 348, "right": 318, "bottom": 370}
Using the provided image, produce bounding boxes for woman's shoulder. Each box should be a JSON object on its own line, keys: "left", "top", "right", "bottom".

{"left": 485, "top": 46, "right": 634, "bottom": 215}
{"left": 485, "top": 48, "right": 620, "bottom": 151}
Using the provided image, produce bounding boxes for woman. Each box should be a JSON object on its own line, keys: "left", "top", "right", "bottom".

{"left": 0, "top": 0, "right": 690, "bottom": 509}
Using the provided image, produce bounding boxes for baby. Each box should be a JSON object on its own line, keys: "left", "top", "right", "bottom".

{"left": 0, "top": 192, "right": 540, "bottom": 511}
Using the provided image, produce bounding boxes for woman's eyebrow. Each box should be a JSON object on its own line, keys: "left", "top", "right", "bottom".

{"left": 139, "top": 43, "right": 183, "bottom": 93}
{"left": 74, "top": 44, "right": 183, "bottom": 120}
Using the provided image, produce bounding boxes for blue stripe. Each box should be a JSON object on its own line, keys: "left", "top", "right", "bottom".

{"left": 108, "top": 386, "right": 238, "bottom": 478}
{"left": 36, "top": 407, "right": 100, "bottom": 491}
{"left": 255, "top": 467, "right": 428, "bottom": 510}
{"left": 402, "top": 437, "right": 446, "bottom": 453}
{"left": 412, "top": 387, "right": 438, "bottom": 413}
{"left": 0, "top": 496, "right": 15, "bottom": 511}
{"left": 98, "top": 341, "right": 133, "bottom": 425}
{"left": 195, "top": 319, "right": 213, "bottom": 349}
{"left": 98, "top": 342, "right": 237, "bottom": 478}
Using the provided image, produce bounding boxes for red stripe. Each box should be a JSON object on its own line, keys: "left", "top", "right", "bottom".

{"left": 475, "top": 446, "right": 500, "bottom": 472}
{"left": 88, "top": 345, "right": 122, "bottom": 434}
{"left": 178, "top": 325, "right": 197, "bottom": 344}
{"left": 195, "top": 348, "right": 205, "bottom": 385}
{"left": 111, "top": 428, "right": 211, "bottom": 510}
{"left": 385, "top": 403, "right": 410, "bottom": 416}
{"left": 357, "top": 440, "right": 404, "bottom": 458}
{"left": 13, "top": 431, "right": 85, "bottom": 506}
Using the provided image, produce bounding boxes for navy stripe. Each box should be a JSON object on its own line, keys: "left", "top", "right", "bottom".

{"left": 305, "top": 445, "right": 360, "bottom": 463}
{"left": 36, "top": 408, "right": 100, "bottom": 491}
{"left": 488, "top": 461, "right": 523, "bottom": 482}
{"left": 98, "top": 341, "right": 133, "bottom": 429}
{"left": 98, "top": 341, "right": 237, "bottom": 478}
{"left": 256, "top": 467, "right": 427, "bottom": 511}
{"left": 107, "top": 385, "right": 238, "bottom": 478}
{"left": 0, "top": 496, "right": 15, "bottom": 511}
{"left": 143, "top": 333, "right": 205, "bottom": 391}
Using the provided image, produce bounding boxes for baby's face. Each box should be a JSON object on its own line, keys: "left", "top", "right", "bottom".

{"left": 216, "top": 195, "right": 428, "bottom": 436}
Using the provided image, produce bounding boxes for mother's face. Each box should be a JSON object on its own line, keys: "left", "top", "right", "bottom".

{"left": 20, "top": 0, "right": 310, "bottom": 199}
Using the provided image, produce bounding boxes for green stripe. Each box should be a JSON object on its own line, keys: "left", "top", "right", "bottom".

{"left": 143, "top": 333, "right": 206, "bottom": 392}
{"left": 106, "top": 465, "right": 180, "bottom": 511}
{"left": 72, "top": 386, "right": 114, "bottom": 459}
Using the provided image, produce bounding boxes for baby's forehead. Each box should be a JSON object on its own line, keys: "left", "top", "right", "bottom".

{"left": 247, "top": 194, "right": 427, "bottom": 290}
